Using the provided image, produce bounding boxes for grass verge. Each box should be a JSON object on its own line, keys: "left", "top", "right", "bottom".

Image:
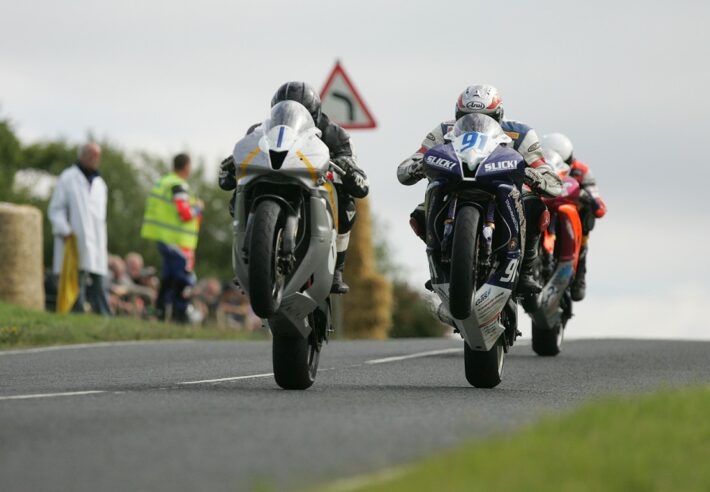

{"left": 326, "top": 386, "right": 710, "bottom": 492}
{"left": 0, "top": 301, "right": 264, "bottom": 350}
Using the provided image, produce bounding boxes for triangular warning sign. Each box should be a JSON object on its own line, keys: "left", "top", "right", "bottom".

{"left": 320, "top": 61, "right": 377, "bottom": 130}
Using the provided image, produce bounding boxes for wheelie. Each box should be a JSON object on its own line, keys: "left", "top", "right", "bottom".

{"left": 221, "top": 82, "right": 369, "bottom": 390}
{"left": 398, "top": 85, "right": 563, "bottom": 388}
{"left": 228, "top": 100, "right": 347, "bottom": 389}
{"left": 521, "top": 150, "right": 583, "bottom": 356}
{"left": 418, "top": 114, "right": 530, "bottom": 388}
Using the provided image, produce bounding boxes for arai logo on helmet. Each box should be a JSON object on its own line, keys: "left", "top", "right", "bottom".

{"left": 484, "top": 160, "right": 518, "bottom": 172}
{"left": 425, "top": 154, "right": 457, "bottom": 170}
{"left": 466, "top": 101, "right": 485, "bottom": 110}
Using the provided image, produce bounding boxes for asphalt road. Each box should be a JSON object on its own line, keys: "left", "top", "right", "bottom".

{"left": 1, "top": 338, "right": 709, "bottom": 491}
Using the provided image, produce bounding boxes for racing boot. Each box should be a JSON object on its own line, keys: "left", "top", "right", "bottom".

{"left": 331, "top": 252, "right": 350, "bottom": 294}
{"left": 517, "top": 243, "right": 542, "bottom": 295}
{"left": 571, "top": 247, "right": 587, "bottom": 301}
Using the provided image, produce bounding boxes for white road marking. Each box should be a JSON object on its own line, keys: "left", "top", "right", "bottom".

{"left": 177, "top": 373, "right": 275, "bottom": 385}
{"left": 0, "top": 340, "right": 195, "bottom": 356}
{"left": 0, "top": 390, "right": 106, "bottom": 401}
{"left": 0, "top": 342, "right": 529, "bottom": 399}
{"left": 365, "top": 347, "right": 461, "bottom": 365}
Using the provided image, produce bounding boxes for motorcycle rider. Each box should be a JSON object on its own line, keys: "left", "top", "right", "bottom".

{"left": 541, "top": 133, "right": 606, "bottom": 301}
{"left": 398, "top": 84, "right": 562, "bottom": 294}
{"left": 219, "top": 82, "right": 369, "bottom": 294}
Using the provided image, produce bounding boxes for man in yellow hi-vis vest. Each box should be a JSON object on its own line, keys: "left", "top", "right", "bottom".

{"left": 141, "top": 154, "right": 203, "bottom": 323}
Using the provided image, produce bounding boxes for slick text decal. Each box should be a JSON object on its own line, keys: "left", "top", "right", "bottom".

{"left": 426, "top": 155, "right": 457, "bottom": 170}
{"left": 484, "top": 160, "right": 517, "bottom": 172}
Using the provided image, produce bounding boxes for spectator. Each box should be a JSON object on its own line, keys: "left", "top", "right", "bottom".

{"left": 140, "top": 153, "right": 203, "bottom": 323}
{"left": 125, "top": 252, "right": 156, "bottom": 286}
{"left": 217, "top": 282, "right": 258, "bottom": 330}
{"left": 108, "top": 255, "right": 134, "bottom": 315}
{"left": 48, "top": 142, "right": 110, "bottom": 315}
{"left": 194, "top": 278, "right": 222, "bottom": 324}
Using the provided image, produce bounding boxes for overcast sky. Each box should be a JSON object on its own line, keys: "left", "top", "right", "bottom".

{"left": 2, "top": 0, "right": 709, "bottom": 339}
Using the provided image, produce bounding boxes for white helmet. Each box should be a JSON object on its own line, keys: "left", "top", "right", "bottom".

{"left": 542, "top": 148, "right": 570, "bottom": 177}
{"left": 455, "top": 84, "right": 504, "bottom": 122}
{"left": 541, "top": 133, "right": 574, "bottom": 163}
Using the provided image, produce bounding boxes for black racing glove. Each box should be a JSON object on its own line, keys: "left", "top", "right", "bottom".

{"left": 333, "top": 156, "right": 369, "bottom": 198}
{"left": 218, "top": 155, "right": 237, "bottom": 191}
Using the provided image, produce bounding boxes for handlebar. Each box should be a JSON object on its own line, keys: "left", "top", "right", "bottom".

{"left": 329, "top": 162, "right": 346, "bottom": 176}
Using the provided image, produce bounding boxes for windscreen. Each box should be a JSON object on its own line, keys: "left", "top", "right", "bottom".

{"left": 452, "top": 113, "right": 503, "bottom": 138}
{"left": 543, "top": 149, "right": 570, "bottom": 176}
{"left": 267, "top": 101, "right": 315, "bottom": 134}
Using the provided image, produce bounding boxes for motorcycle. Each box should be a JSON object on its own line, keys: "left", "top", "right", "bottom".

{"left": 419, "top": 114, "right": 527, "bottom": 388}
{"left": 522, "top": 151, "right": 583, "bottom": 356}
{"left": 231, "top": 100, "right": 343, "bottom": 390}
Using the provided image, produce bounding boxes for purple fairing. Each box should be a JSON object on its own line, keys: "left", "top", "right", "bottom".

{"left": 474, "top": 147, "right": 526, "bottom": 186}
{"left": 422, "top": 143, "right": 462, "bottom": 180}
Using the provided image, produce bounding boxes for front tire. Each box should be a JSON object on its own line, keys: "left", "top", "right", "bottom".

{"left": 249, "top": 200, "right": 286, "bottom": 318}
{"left": 449, "top": 206, "right": 480, "bottom": 320}
{"left": 464, "top": 337, "right": 504, "bottom": 388}
{"left": 532, "top": 321, "right": 564, "bottom": 356}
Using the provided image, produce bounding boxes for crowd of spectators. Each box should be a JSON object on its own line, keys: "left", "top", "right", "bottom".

{"left": 44, "top": 251, "right": 259, "bottom": 330}
{"left": 104, "top": 251, "right": 259, "bottom": 330}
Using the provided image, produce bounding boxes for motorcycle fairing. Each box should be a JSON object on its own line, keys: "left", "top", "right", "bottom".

{"left": 232, "top": 127, "right": 330, "bottom": 189}
{"left": 474, "top": 147, "right": 527, "bottom": 188}
{"left": 422, "top": 143, "right": 464, "bottom": 180}
{"left": 530, "top": 192, "right": 583, "bottom": 331}
{"left": 533, "top": 259, "right": 574, "bottom": 330}
{"left": 232, "top": 100, "right": 338, "bottom": 339}
{"left": 426, "top": 164, "right": 526, "bottom": 351}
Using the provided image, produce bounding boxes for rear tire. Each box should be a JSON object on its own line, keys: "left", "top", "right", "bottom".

{"left": 532, "top": 322, "right": 563, "bottom": 356}
{"left": 464, "top": 337, "right": 504, "bottom": 388}
{"left": 449, "top": 206, "right": 480, "bottom": 320}
{"left": 272, "top": 320, "right": 321, "bottom": 390}
{"left": 249, "top": 200, "right": 285, "bottom": 318}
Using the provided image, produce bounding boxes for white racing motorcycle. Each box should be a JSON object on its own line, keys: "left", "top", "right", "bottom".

{"left": 231, "top": 100, "right": 343, "bottom": 390}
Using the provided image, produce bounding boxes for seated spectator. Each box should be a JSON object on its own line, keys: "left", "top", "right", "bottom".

{"left": 193, "top": 278, "right": 222, "bottom": 325}
{"left": 108, "top": 255, "right": 134, "bottom": 315}
{"left": 126, "top": 252, "right": 156, "bottom": 287}
{"left": 108, "top": 253, "right": 158, "bottom": 318}
{"left": 217, "top": 282, "right": 259, "bottom": 330}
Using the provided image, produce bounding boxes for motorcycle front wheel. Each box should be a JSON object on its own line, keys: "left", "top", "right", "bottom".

{"left": 249, "top": 200, "right": 286, "bottom": 318}
{"left": 449, "top": 206, "right": 481, "bottom": 320}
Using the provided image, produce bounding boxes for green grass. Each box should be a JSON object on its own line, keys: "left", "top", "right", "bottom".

{"left": 329, "top": 386, "right": 710, "bottom": 492}
{"left": 0, "top": 301, "right": 264, "bottom": 350}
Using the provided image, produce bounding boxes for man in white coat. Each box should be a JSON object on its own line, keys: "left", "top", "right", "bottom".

{"left": 48, "top": 142, "right": 111, "bottom": 315}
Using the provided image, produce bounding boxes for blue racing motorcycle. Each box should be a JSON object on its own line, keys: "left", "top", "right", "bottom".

{"left": 421, "top": 114, "right": 527, "bottom": 388}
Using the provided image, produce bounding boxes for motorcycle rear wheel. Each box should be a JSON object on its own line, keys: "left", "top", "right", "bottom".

{"left": 449, "top": 206, "right": 480, "bottom": 320}
{"left": 532, "top": 321, "right": 564, "bottom": 356}
{"left": 272, "top": 313, "right": 323, "bottom": 390}
{"left": 249, "top": 200, "right": 286, "bottom": 318}
{"left": 464, "top": 336, "right": 504, "bottom": 388}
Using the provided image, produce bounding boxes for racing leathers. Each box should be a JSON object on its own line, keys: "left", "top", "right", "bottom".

{"left": 219, "top": 112, "right": 369, "bottom": 294}
{"left": 568, "top": 158, "right": 606, "bottom": 301}
{"left": 398, "top": 119, "right": 562, "bottom": 294}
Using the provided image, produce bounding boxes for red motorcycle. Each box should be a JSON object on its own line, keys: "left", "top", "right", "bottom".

{"left": 523, "top": 159, "right": 583, "bottom": 356}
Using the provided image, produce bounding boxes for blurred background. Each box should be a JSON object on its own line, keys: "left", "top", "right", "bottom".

{"left": 1, "top": 0, "right": 708, "bottom": 339}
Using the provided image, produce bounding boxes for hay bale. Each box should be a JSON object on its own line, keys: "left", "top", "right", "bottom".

{"left": 0, "top": 202, "right": 45, "bottom": 309}
{"left": 343, "top": 197, "right": 392, "bottom": 339}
